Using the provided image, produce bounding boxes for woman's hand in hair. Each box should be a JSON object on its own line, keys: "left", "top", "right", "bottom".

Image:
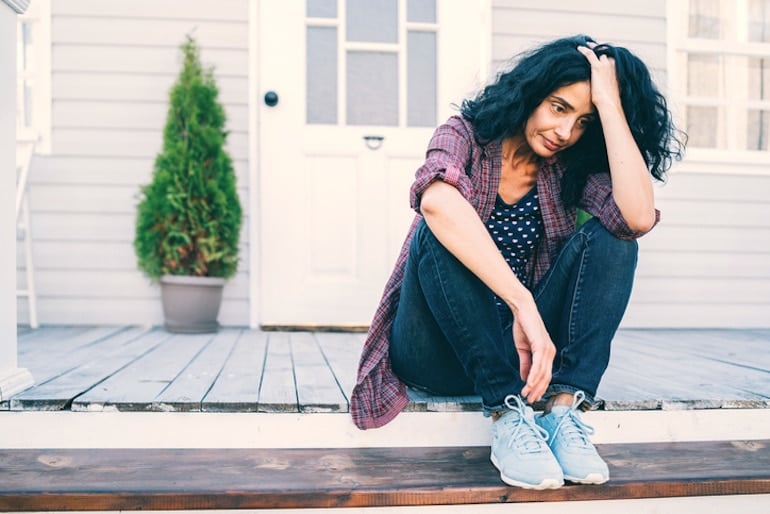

{"left": 577, "top": 44, "right": 622, "bottom": 112}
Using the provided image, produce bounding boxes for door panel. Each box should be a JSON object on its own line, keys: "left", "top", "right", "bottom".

{"left": 258, "top": 0, "right": 486, "bottom": 324}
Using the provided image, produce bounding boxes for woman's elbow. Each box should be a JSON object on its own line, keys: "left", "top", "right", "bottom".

{"left": 419, "top": 181, "right": 450, "bottom": 218}
{"left": 625, "top": 210, "right": 657, "bottom": 233}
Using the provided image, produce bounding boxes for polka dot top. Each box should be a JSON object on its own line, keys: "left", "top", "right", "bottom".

{"left": 485, "top": 187, "right": 543, "bottom": 318}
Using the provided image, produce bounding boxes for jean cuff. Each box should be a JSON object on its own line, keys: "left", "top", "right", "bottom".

{"left": 544, "top": 385, "right": 598, "bottom": 411}
{"left": 482, "top": 397, "right": 519, "bottom": 417}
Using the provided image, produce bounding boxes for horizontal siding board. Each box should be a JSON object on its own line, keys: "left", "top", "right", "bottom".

{"left": 51, "top": 0, "right": 247, "bottom": 21}
{"left": 17, "top": 298, "right": 250, "bottom": 326}
{"left": 51, "top": 129, "right": 248, "bottom": 160}
{"left": 655, "top": 198, "right": 770, "bottom": 228}
{"left": 29, "top": 156, "right": 249, "bottom": 187}
{"left": 659, "top": 172, "right": 770, "bottom": 203}
{"left": 19, "top": 270, "right": 249, "bottom": 300}
{"left": 17, "top": 241, "right": 250, "bottom": 272}
{"left": 492, "top": 0, "right": 666, "bottom": 17}
{"left": 52, "top": 45, "right": 247, "bottom": 77}
{"left": 53, "top": 101, "right": 248, "bottom": 132}
{"left": 30, "top": 213, "right": 250, "bottom": 244}
{"left": 53, "top": 17, "right": 249, "bottom": 49}
{"left": 53, "top": 73, "right": 248, "bottom": 104}
{"left": 29, "top": 184, "right": 249, "bottom": 217}
{"left": 492, "top": 11, "right": 666, "bottom": 44}
{"left": 641, "top": 226, "right": 770, "bottom": 253}
{"left": 636, "top": 251, "right": 770, "bottom": 279}
{"left": 631, "top": 278, "right": 770, "bottom": 304}
{"left": 622, "top": 303, "right": 770, "bottom": 328}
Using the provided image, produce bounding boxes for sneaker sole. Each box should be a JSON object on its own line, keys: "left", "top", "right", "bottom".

{"left": 565, "top": 473, "right": 609, "bottom": 485}
{"left": 490, "top": 455, "right": 564, "bottom": 490}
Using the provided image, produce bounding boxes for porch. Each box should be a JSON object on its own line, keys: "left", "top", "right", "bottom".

{"left": 2, "top": 326, "right": 770, "bottom": 512}
{"left": 4, "top": 325, "right": 770, "bottom": 416}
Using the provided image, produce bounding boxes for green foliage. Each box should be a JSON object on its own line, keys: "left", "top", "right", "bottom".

{"left": 134, "top": 35, "right": 242, "bottom": 280}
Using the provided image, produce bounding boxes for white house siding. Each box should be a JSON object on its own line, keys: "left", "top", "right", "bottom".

{"left": 17, "top": 0, "right": 251, "bottom": 326}
{"left": 491, "top": 0, "right": 770, "bottom": 328}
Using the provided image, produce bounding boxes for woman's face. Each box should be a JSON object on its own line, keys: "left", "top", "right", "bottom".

{"left": 524, "top": 81, "right": 596, "bottom": 157}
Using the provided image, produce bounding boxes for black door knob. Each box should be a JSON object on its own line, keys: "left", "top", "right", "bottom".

{"left": 264, "top": 91, "right": 279, "bottom": 107}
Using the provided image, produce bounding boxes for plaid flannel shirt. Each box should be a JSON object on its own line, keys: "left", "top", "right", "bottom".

{"left": 350, "top": 115, "right": 659, "bottom": 430}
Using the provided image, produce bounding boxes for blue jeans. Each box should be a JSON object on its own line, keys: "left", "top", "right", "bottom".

{"left": 390, "top": 217, "right": 637, "bottom": 414}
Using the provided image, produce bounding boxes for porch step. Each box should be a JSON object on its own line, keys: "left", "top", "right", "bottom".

{"left": 1, "top": 440, "right": 769, "bottom": 511}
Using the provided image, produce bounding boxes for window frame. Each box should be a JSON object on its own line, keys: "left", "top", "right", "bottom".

{"left": 667, "top": 0, "right": 770, "bottom": 174}
{"left": 16, "top": 0, "right": 51, "bottom": 153}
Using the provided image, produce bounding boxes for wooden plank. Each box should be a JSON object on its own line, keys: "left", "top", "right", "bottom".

{"left": 17, "top": 326, "right": 128, "bottom": 376}
{"left": 52, "top": 101, "right": 248, "bottom": 132}
{"left": 315, "top": 332, "right": 363, "bottom": 402}
{"left": 53, "top": 73, "right": 248, "bottom": 104}
{"left": 1, "top": 440, "right": 769, "bottom": 510}
{"left": 601, "top": 332, "right": 770, "bottom": 409}
{"left": 21, "top": 298, "right": 250, "bottom": 328}
{"left": 291, "top": 332, "right": 347, "bottom": 413}
{"left": 71, "top": 333, "right": 212, "bottom": 411}
{"left": 51, "top": 0, "right": 247, "bottom": 20}
{"left": 9, "top": 327, "right": 168, "bottom": 411}
{"left": 152, "top": 330, "right": 241, "bottom": 412}
{"left": 50, "top": 129, "right": 249, "bottom": 160}
{"left": 202, "top": 330, "right": 267, "bottom": 412}
{"left": 53, "top": 17, "right": 249, "bottom": 49}
{"left": 53, "top": 45, "right": 248, "bottom": 77}
{"left": 257, "top": 332, "right": 297, "bottom": 413}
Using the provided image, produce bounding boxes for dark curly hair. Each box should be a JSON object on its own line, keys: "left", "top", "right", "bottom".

{"left": 460, "top": 35, "right": 686, "bottom": 206}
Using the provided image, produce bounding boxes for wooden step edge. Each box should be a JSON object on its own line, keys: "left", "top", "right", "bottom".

{"left": 1, "top": 442, "right": 769, "bottom": 511}
{"left": 3, "top": 480, "right": 770, "bottom": 512}
{"left": 2, "top": 409, "right": 770, "bottom": 449}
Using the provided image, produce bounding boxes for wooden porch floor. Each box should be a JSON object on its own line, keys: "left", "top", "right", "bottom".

{"left": 3, "top": 326, "right": 770, "bottom": 413}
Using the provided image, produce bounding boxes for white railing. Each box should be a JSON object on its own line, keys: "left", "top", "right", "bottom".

{"left": 16, "top": 139, "right": 37, "bottom": 328}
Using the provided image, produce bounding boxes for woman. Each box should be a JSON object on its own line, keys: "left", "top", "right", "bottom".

{"left": 351, "top": 35, "right": 685, "bottom": 490}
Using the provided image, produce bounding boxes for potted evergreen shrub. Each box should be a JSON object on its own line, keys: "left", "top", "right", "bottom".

{"left": 134, "top": 35, "right": 242, "bottom": 333}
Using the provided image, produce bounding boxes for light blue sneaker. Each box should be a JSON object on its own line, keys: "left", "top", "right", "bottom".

{"left": 535, "top": 391, "right": 609, "bottom": 484}
{"left": 490, "top": 395, "right": 564, "bottom": 489}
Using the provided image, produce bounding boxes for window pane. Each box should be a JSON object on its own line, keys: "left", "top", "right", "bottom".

{"left": 748, "top": 58, "right": 770, "bottom": 100}
{"left": 407, "top": 31, "right": 436, "bottom": 127}
{"left": 347, "top": 51, "right": 398, "bottom": 126}
{"left": 687, "top": 54, "right": 721, "bottom": 97}
{"left": 346, "top": 0, "right": 397, "bottom": 43}
{"left": 307, "top": 27, "right": 338, "bottom": 124}
{"left": 749, "top": 0, "right": 770, "bottom": 42}
{"left": 307, "top": 0, "right": 337, "bottom": 18}
{"left": 686, "top": 106, "right": 722, "bottom": 148}
{"left": 688, "top": 0, "right": 721, "bottom": 39}
{"left": 408, "top": 0, "right": 436, "bottom": 23}
{"left": 747, "top": 109, "right": 770, "bottom": 150}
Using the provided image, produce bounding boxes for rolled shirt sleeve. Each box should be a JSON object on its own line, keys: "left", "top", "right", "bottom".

{"left": 410, "top": 119, "right": 476, "bottom": 213}
{"left": 580, "top": 172, "right": 660, "bottom": 240}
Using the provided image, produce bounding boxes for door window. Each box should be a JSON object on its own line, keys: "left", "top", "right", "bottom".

{"left": 305, "top": 0, "right": 437, "bottom": 127}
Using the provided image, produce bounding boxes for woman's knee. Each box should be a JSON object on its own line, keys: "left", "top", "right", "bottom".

{"left": 579, "top": 218, "right": 638, "bottom": 264}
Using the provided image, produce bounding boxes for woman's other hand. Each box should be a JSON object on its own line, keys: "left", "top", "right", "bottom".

{"left": 512, "top": 300, "right": 556, "bottom": 403}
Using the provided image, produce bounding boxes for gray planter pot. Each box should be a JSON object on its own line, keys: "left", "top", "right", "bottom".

{"left": 160, "top": 275, "right": 226, "bottom": 333}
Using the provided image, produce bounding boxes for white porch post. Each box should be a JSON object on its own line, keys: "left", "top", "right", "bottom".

{"left": 0, "top": 0, "right": 33, "bottom": 402}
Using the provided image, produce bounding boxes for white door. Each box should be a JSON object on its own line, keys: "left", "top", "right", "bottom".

{"left": 258, "top": 0, "right": 487, "bottom": 325}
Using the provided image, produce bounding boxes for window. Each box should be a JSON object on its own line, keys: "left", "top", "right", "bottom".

{"left": 669, "top": 0, "right": 770, "bottom": 165}
{"left": 16, "top": 0, "right": 50, "bottom": 152}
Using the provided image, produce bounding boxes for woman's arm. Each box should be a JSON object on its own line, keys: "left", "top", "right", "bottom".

{"left": 420, "top": 180, "right": 555, "bottom": 403}
{"left": 578, "top": 46, "right": 656, "bottom": 233}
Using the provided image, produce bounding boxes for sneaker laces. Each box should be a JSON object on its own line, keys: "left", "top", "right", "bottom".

{"left": 501, "top": 395, "right": 550, "bottom": 454}
{"left": 549, "top": 391, "right": 595, "bottom": 449}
